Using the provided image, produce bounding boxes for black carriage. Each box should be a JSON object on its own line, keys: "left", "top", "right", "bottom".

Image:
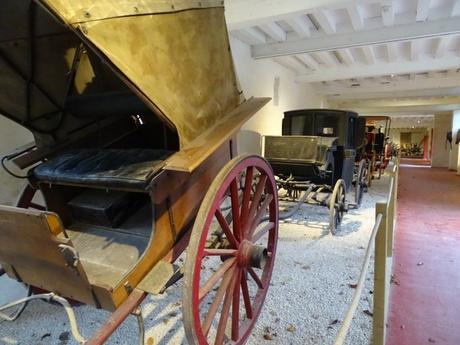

{"left": 263, "top": 109, "right": 368, "bottom": 233}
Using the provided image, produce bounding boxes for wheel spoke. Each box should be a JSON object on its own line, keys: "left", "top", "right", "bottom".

{"left": 215, "top": 269, "right": 238, "bottom": 345}
{"left": 199, "top": 258, "right": 236, "bottom": 301}
{"left": 241, "top": 269, "right": 253, "bottom": 319}
{"left": 203, "top": 249, "right": 237, "bottom": 257}
{"left": 215, "top": 209, "right": 239, "bottom": 248}
{"left": 240, "top": 167, "right": 254, "bottom": 232}
{"left": 246, "top": 175, "right": 267, "bottom": 238}
{"left": 202, "top": 268, "right": 235, "bottom": 337}
{"left": 232, "top": 268, "right": 241, "bottom": 341}
{"left": 251, "top": 222, "right": 274, "bottom": 243}
{"left": 230, "top": 179, "right": 242, "bottom": 241}
{"left": 248, "top": 267, "right": 264, "bottom": 289}
{"left": 185, "top": 156, "right": 279, "bottom": 345}
{"left": 249, "top": 194, "right": 273, "bottom": 238}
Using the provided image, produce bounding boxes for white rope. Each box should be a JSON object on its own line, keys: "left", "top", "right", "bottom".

{"left": 333, "top": 213, "right": 383, "bottom": 345}
{"left": 0, "top": 292, "right": 86, "bottom": 344}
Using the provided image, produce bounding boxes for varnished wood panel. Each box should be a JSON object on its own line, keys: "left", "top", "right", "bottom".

{"left": 0, "top": 206, "right": 113, "bottom": 308}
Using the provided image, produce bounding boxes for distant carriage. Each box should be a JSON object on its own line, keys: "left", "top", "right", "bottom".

{"left": 364, "top": 116, "right": 392, "bottom": 181}
{"left": 263, "top": 109, "right": 368, "bottom": 234}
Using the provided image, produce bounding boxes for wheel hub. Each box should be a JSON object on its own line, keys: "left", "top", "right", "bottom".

{"left": 238, "top": 240, "right": 268, "bottom": 269}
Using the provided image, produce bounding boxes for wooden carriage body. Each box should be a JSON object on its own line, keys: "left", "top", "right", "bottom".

{"left": 265, "top": 109, "right": 360, "bottom": 191}
{"left": 0, "top": 0, "right": 270, "bottom": 313}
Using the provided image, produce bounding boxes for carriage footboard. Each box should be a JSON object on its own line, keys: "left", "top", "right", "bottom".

{"left": 0, "top": 206, "right": 104, "bottom": 307}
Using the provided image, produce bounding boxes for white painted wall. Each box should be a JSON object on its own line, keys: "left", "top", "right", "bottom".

{"left": 229, "top": 37, "right": 325, "bottom": 154}
{"left": 0, "top": 117, "right": 34, "bottom": 205}
{"left": 432, "top": 113, "right": 453, "bottom": 168}
{"left": 450, "top": 110, "right": 460, "bottom": 174}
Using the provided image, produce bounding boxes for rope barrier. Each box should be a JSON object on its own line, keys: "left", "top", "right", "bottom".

{"left": 333, "top": 213, "right": 383, "bottom": 345}
{"left": 0, "top": 293, "right": 86, "bottom": 344}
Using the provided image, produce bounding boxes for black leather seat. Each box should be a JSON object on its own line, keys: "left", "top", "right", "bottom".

{"left": 33, "top": 149, "right": 173, "bottom": 191}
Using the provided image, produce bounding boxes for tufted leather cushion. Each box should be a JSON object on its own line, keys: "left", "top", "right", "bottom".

{"left": 33, "top": 149, "right": 173, "bottom": 190}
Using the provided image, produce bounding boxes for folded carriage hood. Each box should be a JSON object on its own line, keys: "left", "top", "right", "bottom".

{"left": 1, "top": 0, "right": 263, "bottom": 156}
{"left": 38, "top": 0, "right": 245, "bottom": 147}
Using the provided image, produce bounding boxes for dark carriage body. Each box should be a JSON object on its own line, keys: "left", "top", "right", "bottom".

{"left": 263, "top": 135, "right": 337, "bottom": 186}
{"left": 265, "top": 109, "right": 360, "bottom": 191}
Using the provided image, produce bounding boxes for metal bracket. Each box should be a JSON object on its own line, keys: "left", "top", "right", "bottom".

{"left": 159, "top": 265, "right": 184, "bottom": 294}
{"left": 58, "top": 244, "right": 79, "bottom": 269}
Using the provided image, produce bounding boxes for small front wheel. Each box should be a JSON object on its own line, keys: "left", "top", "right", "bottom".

{"left": 329, "top": 179, "right": 346, "bottom": 235}
{"left": 183, "top": 155, "right": 279, "bottom": 345}
{"left": 354, "top": 159, "right": 367, "bottom": 207}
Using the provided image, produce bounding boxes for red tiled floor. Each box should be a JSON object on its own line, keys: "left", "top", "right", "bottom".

{"left": 399, "top": 158, "right": 431, "bottom": 166}
{"left": 386, "top": 167, "right": 460, "bottom": 345}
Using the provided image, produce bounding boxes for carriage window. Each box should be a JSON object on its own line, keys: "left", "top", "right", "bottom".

{"left": 290, "top": 115, "right": 313, "bottom": 135}
{"left": 315, "top": 115, "right": 337, "bottom": 137}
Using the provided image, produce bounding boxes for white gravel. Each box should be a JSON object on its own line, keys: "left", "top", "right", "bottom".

{"left": 0, "top": 175, "right": 390, "bottom": 345}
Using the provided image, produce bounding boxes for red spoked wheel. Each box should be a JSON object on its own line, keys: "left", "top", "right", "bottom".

{"left": 183, "top": 155, "right": 279, "bottom": 345}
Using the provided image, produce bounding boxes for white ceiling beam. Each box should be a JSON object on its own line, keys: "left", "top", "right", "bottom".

{"left": 259, "top": 22, "right": 287, "bottom": 42}
{"left": 312, "top": 52, "right": 338, "bottom": 67}
{"left": 252, "top": 17, "right": 460, "bottom": 59}
{"left": 338, "top": 104, "right": 460, "bottom": 115}
{"left": 381, "top": 4, "right": 395, "bottom": 26}
{"left": 410, "top": 40, "right": 420, "bottom": 61}
{"left": 231, "top": 28, "right": 266, "bottom": 45}
{"left": 312, "top": 10, "right": 336, "bottom": 34}
{"left": 295, "top": 55, "right": 460, "bottom": 82}
{"left": 333, "top": 95, "right": 460, "bottom": 108}
{"left": 336, "top": 49, "right": 356, "bottom": 66}
{"left": 386, "top": 43, "right": 398, "bottom": 62}
{"left": 297, "top": 53, "right": 319, "bottom": 70}
{"left": 317, "top": 73, "right": 460, "bottom": 96}
{"left": 285, "top": 16, "right": 311, "bottom": 38}
{"left": 361, "top": 46, "right": 375, "bottom": 64}
{"left": 416, "top": 0, "right": 431, "bottom": 22}
{"left": 433, "top": 36, "right": 450, "bottom": 58}
{"left": 346, "top": 5, "right": 364, "bottom": 30}
{"left": 329, "top": 96, "right": 460, "bottom": 115}
{"left": 273, "top": 56, "right": 309, "bottom": 73}
{"left": 225, "top": 0, "right": 357, "bottom": 31}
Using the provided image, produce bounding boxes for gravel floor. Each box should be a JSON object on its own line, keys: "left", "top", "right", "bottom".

{"left": 0, "top": 175, "right": 390, "bottom": 345}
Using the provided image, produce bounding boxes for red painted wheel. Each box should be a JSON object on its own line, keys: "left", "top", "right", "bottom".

{"left": 183, "top": 155, "right": 279, "bottom": 345}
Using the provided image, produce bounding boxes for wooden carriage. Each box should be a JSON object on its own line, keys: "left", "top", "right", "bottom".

{"left": 0, "top": 1, "right": 279, "bottom": 344}
{"left": 262, "top": 109, "right": 368, "bottom": 233}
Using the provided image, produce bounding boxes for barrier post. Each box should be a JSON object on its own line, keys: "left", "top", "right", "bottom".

{"left": 373, "top": 201, "right": 388, "bottom": 345}
{"left": 386, "top": 177, "right": 395, "bottom": 258}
